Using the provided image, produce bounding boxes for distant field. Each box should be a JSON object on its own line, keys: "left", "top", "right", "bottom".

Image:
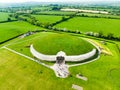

{"left": 36, "top": 11, "right": 75, "bottom": 15}
{"left": 32, "top": 7, "right": 52, "bottom": 11}
{"left": 0, "top": 21, "right": 44, "bottom": 42}
{"left": 61, "top": 8, "right": 108, "bottom": 14}
{"left": 77, "top": 13, "right": 120, "bottom": 19}
{"left": 0, "top": 12, "right": 10, "bottom": 22}
{"left": 54, "top": 17, "right": 120, "bottom": 37}
{"left": 32, "top": 15, "right": 63, "bottom": 24}
{"left": 0, "top": 12, "right": 16, "bottom": 22}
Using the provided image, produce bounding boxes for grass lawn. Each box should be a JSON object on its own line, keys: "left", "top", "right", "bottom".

{"left": 33, "top": 32, "right": 95, "bottom": 55}
{"left": 54, "top": 17, "right": 120, "bottom": 37}
{"left": 0, "top": 21, "right": 44, "bottom": 42}
{"left": 32, "top": 15, "right": 64, "bottom": 24}
{"left": 70, "top": 42, "right": 120, "bottom": 90}
{"left": 0, "top": 31, "right": 120, "bottom": 90}
{"left": 0, "top": 49, "right": 70, "bottom": 90}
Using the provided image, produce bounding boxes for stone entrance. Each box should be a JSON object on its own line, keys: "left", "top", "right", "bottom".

{"left": 56, "top": 56, "right": 65, "bottom": 64}
{"left": 51, "top": 56, "right": 69, "bottom": 78}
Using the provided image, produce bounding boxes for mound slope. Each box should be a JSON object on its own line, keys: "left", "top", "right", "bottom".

{"left": 33, "top": 33, "right": 95, "bottom": 55}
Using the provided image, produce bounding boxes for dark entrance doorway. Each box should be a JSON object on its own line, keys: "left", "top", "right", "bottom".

{"left": 56, "top": 56, "right": 65, "bottom": 64}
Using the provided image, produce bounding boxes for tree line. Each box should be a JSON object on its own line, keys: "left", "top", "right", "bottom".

{"left": 12, "top": 12, "right": 77, "bottom": 28}
{"left": 11, "top": 13, "right": 120, "bottom": 41}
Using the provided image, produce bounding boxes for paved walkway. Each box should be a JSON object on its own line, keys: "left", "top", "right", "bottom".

{"left": 51, "top": 63, "right": 69, "bottom": 78}
{"left": 76, "top": 74, "right": 88, "bottom": 81}
{"left": 72, "top": 84, "right": 83, "bottom": 90}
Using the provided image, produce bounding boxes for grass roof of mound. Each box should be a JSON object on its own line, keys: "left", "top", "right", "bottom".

{"left": 33, "top": 33, "right": 95, "bottom": 55}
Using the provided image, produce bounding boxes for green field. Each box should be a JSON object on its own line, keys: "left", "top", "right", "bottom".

{"left": 0, "top": 12, "right": 10, "bottom": 22}
{"left": 0, "top": 5, "right": 120, "bottom": 90}
{"left": 36, "top": 11, "right": 75, "bottom": 15}
{"left": 77, "top": 13, "right": 120, "bottom": 19}
{"left": 0, "top": 32, "right": 120, "bottom": 90}
{"left": 32, "top": 15, "right": 64, "bottom": 24}
{"left": 0, "top": 21, "right": 44, "bottom": 42}
{"left": 32, "top": 6, "right": 52, "bottom": 11}
{"left": 0, "top": 12, "right": 16, "bottom": 22}
{"left": 54, "top": 17, "right": 120, "bottom": 37}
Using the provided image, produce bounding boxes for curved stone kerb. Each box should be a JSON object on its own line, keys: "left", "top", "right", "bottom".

{"left": 30, "top": 44, "right": 97, "bottom": 62}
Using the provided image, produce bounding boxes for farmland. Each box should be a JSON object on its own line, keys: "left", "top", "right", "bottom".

{"left": 0, "top": 2, "right": 120, "bottom": 90}
{"left": 54, "top": 17, "right": 120, "bottom": 37}
{"left": 32, "top": 15, "right": 64, "bottom": 24}
{"left": 35, "top": 11, "right": 75, "bottom": 15}
{"left": 77, "top": 13, "right": 120, "bottom": 19}
{"left": 0, "top": 12, "right": 16, "bottom": 22}
{"left": 0, "top": 12, "right": 10, "bottom": 22}
{"left": 0, "top": 21, "right": 44, "bottom": 42}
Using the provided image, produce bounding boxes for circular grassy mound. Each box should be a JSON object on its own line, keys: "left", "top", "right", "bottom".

{"left": 33, "top": 33, "right": 95, "bottom": 55}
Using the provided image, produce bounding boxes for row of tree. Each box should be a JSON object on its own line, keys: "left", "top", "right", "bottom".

{"left": 12, "top": 13, "right": 120, "bottom": 41}
{"left": 12, "top": 12, "right": 77, "bottom": 29}
{"left": 86, "top": 31, "right": 120, "bottom": 41}
{"left": 76, "top": 14, "right": 120, "bottom": 20}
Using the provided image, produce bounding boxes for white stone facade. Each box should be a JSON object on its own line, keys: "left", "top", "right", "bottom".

{"left": 30, "top": 45, "right": 97, "bottom": 62}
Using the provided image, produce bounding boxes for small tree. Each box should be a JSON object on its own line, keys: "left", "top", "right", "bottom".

{"left": 107, "top": 33, "right": 114, "bottom": 39}
{"left": 98, "top": 31, "right": 103, "bottom": 38}
{"left": 7, "top": 17, "right": 11, "bottom": 21}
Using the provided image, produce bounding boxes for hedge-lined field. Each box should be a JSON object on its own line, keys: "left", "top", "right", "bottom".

{"left": 0, "top": 12, "right": 10, "bottom": 22}
{"left": 32, "top": 15, "right": 64, "bottom": 24}
{"left": 77, "top": 13, "right": 120, "bottom": 19}
{"left": 36, "top": 11, "right": 75, "bottom": 15}
{"left": 54, "top": 17, "right": 120, "bottom": 37}
{"left": 0, "top": 21, "right": 44, "bottom": 42}
{"left": 0, "top": 12, "right": 16, "bottom": 22}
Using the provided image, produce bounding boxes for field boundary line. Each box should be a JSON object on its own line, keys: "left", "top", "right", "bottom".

{"left": 3, "top": 46, "right": 51, "bottom": 69}
{"left": 5, "top": 34, "right": 43, "bottom": 47}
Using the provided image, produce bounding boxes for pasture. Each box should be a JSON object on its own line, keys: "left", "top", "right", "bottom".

{"left": 0, "top": 21, "right": 44, "bottom": 42}
{"left": 36, "top": 11, "right": 75, "bottom": 15}
{"left": 0, "top": 12, "right": 15, "bottom": 22}
{"left": 0, "top": 12, "right": 10, "bottom": 22}
{"left": 0, "top": 5, "right": 120, "bottom": 90}
{"left": 54, "top": 17, "right": 120, "bottom": 37}
{"left": 32, "top": 15, "right": 65, "bottom": 24}
{"left": 77, "top": 13, "right": 120, "bottom": 19}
